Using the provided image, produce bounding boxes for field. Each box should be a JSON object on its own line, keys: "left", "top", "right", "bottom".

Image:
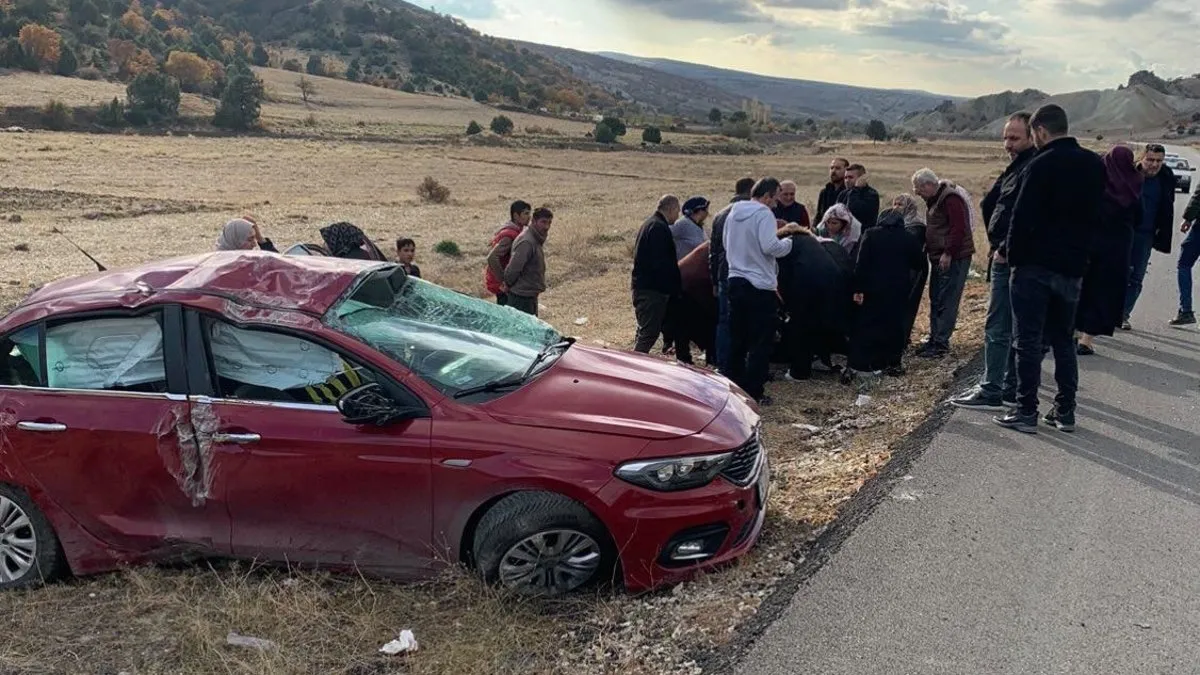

{"left": 0, "top": 72, "right": 1002, "bottom": 675}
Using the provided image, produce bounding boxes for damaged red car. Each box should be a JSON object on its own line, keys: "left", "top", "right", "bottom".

{"left": 0, "top": 252, "right": 767, "bottom": 594}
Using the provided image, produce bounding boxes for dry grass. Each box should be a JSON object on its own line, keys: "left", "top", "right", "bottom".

{"left": 0, "top": 118, "right": 1000, "bottom": 673}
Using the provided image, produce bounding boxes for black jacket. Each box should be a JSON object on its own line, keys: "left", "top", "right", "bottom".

{"left": 981, "top": 146, "right": 1036, "bottom": 256}
{"left": 816, "top": 182, "right": 845, "bottom": 222}
{"left": 838, "top": 186, "right": 881, "bottom": 230}
{"left": 708, "top": 196, "right": 748, "bottom": 286}
{"left": 1138, "top": 165, "right": 1177, "bottom": 254}
{"left": 1006, "top": 137, "right": 1105, "bottom": 278}
{"left": 632, "top": 211, "right": 682, "bottom": 295}
{"left": 1186, "top": 183, "right": 1200, "bottom": 223}
{"left": 774, "top": 202, "right": 810, "bottom": 228}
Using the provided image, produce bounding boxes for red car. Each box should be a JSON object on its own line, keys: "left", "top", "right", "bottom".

{"left": 0, "top": 252, "right": 767, "bottom": 594}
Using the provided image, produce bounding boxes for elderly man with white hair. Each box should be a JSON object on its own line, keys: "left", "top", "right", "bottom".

{"left": 912, "top": 167, "right": 975, "bottom": 359}
{"left": 773, "top": 180, "right": 811, "bottom": 229}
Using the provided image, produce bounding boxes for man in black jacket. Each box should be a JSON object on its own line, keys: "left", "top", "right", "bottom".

{"left": 1122, "top": 143, "right": 1176, "bottom": 329}
{"left": 996, "top": 104, "right": 1105, "bottom": 434}
{"left": 709, "top": 177, "right": 754, "bottom": 370}
{"left": 952, "top": 112, "right": 1036, "bottom": 411}
{"left": 816, "top": 158, "right": 848, "bottom": 220}
{"left": 632, "top": 195, "right": 683, "bottom": 353}
{"left": 838, "top": 163, "right": 881, "bottom": 229}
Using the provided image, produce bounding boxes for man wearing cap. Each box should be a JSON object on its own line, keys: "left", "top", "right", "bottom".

{"left": 671, "top": 196, "right": 711, "bottom": 261}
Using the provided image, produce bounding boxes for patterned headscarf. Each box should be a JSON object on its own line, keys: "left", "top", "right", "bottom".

{"left": 891, "top": 193, "right": 926, "bottom": 227}
{"left": 320, "top": 222, "right": 367, "bottom": 258}
{"left": 817, "top": 204, "right": 863, "bottom": 254}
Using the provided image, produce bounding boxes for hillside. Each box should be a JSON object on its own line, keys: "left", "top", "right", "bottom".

{"left": 597, "top": 52, "right": 958, "bottom": 124}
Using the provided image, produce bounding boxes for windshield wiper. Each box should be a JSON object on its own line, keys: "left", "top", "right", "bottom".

{"left": 452, "top": 339, "right": 574, "bottom": 400}
{"left": 521, "top": 338, "right": 574, "bottom": 380}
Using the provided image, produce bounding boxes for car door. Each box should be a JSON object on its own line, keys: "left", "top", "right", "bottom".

{"left": 0, "top": 306, "right": 232, "bottom": 556}
{"left": 184, "top": 311, "right": 434, "bottom": 576}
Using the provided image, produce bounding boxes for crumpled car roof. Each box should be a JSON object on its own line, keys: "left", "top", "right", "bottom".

{"left": 20, "top": 251, "right": 387, "bottom": 316}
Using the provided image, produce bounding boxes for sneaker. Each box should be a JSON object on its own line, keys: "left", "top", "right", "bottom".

{"left": 1169, "top": 311, "right": 1196, "bottom": 327}
{"left": 1120, "top": 320, "right": 1132, "bottom": 331}
{"left": 1002, "top": 392, "right": 1018, "bottom": 407}
{"left": 951, "top": 390, "right": 1006, "bottom": 412}
{"left": 993, "top": 410, "right": 1038, "bottom": 434}
{"left": 1044, "top": 409, "right": 1076, "bottom": 433}
{"left": 1076, "top": 343, "right": 1095, "bottom": 356}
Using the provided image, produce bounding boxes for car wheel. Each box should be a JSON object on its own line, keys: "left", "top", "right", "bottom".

{"left": 472, "top": 491, "right": 614, "bottom": 595}
{"left": 0, "top": 485, "right": 66, "bottom": 590}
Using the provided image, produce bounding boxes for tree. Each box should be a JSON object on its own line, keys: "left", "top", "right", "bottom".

{"left": 125, "top": 72, "right": 181, "bottom": 125}
{"left": 729, "top": 110, "right": 748, "bottom": 123}
{"left": 282, "top": 58, "right": 302, "bottom": 72}
{"left": 708, "top": 108, "right": 722, "bottom": 125}
{"left": 213, "top": 64, "right": 265, "bottom": 130}
{"left": 252, "top": 43, "right": 270, "bottom": 67}
{"left": 466, "top": 120, "right": 482, "bottom": 135}
{"left": 490, "top": 115, "right": 514, "bottom": 135}
{"left": 305, "top": 54, "right": 323, "bottom": 76}
{"left": 345, "top": 58, "right": 361, "bottom": 82}
{"left": 594, "top": 121, "right": 617, "bottom": 144}
{"left": 473, "top": 88, "right": 490, "bottom": 103}
{"left": 400, "top": 81, "right": 416, "bottom": 93}
{"left": 642, "top": 126, "right": 662, "bottom": 144}
{"left": 18, "top": 24, "right": 61, "bottom": 71}
{"left": 164, "top": 51, "right": 212, "bottom": 93}
{"left": 866, "top": 119, "right": 888, "bottom": 142}
{"left": 55, "top": 47, "right": 78, "bottom": 76}
{"left": 600, "top": 116, "right": 626, "bottom": 136}
{"left": 120, "top": 8, "right": 150, "bottom": 34}
{"left": 297, "top": 76, "right": 317, "bottom": 105}
{"left": 98, "top": 97, "right": 126, "bottom": 127}
{"left": 500, "top": 81, "right": 520, "bottom": 101}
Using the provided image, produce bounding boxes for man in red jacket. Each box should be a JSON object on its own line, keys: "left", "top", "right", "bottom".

{"left": 484, "top": 200, "right": 532, "bottom": 305}
{"left": 913, "top": 168, "right": 975, "bottom": 359}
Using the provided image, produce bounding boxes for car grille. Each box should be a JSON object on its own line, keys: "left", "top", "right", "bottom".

{"left": 722, "top": 431, "right": 761, "bottom": 486}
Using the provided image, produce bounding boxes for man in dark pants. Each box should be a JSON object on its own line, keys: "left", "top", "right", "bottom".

{"left": 502, "top": 208, "right": 552, "bottom": 316}
{"left": 632, "top": 195, "right": 683, "bottom": 353}
{"left": 723, "top": 178, "right": 805, "bottom": 405}
{"left": 485, "top": 200, "right": 532, "bottom": 306}
{"left": 1123, "top": 143, "right": 1176, "bottom": 329}
{"left": 1171, "top": 184, "right": 1200, "bottom": 326}
{"left": 952, "top": 112, "right": 1036, "bottom": 410}
{"left": 912, "top": 168, "right": 974, "bottom": 359}
{"left": 995, "top": 104, "right": 1105, "bottom": 434}
{"left": 709, "top": 178, "right": 754, "bottom": 371}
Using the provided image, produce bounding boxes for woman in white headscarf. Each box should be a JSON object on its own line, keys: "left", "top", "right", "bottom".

{"left": 816, "top": 203, "right": 863, "bottom": 259}
{"left": 216, "top": 216, "right": 278, "bottom": 252}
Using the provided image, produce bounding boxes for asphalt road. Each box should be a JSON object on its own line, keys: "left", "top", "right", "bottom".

{"left": 738, "top": 146, "right": 1200, "bottom": 675}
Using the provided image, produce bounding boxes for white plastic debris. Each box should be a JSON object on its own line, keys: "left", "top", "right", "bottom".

{"left": 379, "top": 629, "right": 419, "bottom": 655}
{"left": 791, "top": 423, "right": 821, "bottom": 433}
{"left": 854, "top": 394, "right": 873, "bottom": 407}
{"left": 574, "top": 317, "right": 589, "bottom": 326}
{"left": 281, "top": 578, "right": 299, "bottom": 588}
{"left": 226, "top": 632, "right": 278, "bottom": 651}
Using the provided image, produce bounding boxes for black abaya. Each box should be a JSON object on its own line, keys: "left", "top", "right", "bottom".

{"left": 850, "top": 213, "right": 927, "bottom": 372}
{"left": 903, "top": 223, "right": 929, "bottom": 345}
{"left": 1076, "top": 198, "right": 1135, "bottom": 337}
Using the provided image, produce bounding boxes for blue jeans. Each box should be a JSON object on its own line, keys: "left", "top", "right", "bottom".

{"left": 715, "top": 278, "right": 732, "bottom": 371}
{"left": 1178, "top": 227, "right": 1200, "bottom": 313}
{"left": 1012, "top": 266, "right": 1082, "bottom": 417}
{"left": 980, "top": 261, "right": 1017, "bottom": 399}
{"left": 1124, "top": 229, "right": 1155, "bottom": 320}
{"left": 726, "top": 278, "right": 778, "bottom": 401}
{"left": 928, "top": 258, "right": 971, "bottom": 350}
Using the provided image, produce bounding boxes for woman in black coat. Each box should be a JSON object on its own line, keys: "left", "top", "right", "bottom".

{"left": 1077, "top": 145, "right": 1142, "bottom": 355}
{"left": 892, "top": 194, "right": 930, "bottom": 347}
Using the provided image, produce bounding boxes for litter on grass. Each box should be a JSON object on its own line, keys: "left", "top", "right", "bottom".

{"left": 380, "top": 629, "right": 420, "bottom": 655}
{"left": 226, "top": 632, "right": 278, "bottom": 651}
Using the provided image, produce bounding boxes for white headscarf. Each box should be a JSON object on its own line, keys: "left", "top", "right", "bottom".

{"left": 817, "top": 204, "right": 863, "bottom": 254}
{"left": 216, "top": 218, "right": 255, "bottom": 251}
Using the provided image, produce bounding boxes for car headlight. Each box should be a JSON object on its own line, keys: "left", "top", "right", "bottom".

{"left": 614, "top": 452, "right": 734, "bottom": 492}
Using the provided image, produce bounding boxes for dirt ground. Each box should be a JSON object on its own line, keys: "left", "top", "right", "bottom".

{"left": 0, "top": 111, "right": 1002, "bottom": 673}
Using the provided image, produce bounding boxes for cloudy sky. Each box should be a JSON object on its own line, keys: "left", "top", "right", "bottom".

{"left": 433, "top": 0, "right": 1198, "bottom": 97}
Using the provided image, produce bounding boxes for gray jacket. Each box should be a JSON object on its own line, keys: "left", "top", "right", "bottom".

{"left": 670, "top": 216, "right": 707, "bottom": 261}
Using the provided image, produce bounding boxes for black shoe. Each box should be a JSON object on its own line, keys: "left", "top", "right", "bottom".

{"left": 1002, "top": 392, "right": 1018, "bottom": 407}
{"left": 1169, "top": 311, "right": 1196, "bottom": 327}
{"left": 951, "top": 390, "right": 1006, "bottom": 412}
{"left": 1076, "top": 344, "right": 1095, "bottom": 356}
{"left": 1044, "top": 409, "right": 1076, "bottom": 433}
{"left": 994, "top": 410, "right": 1038, "bottom": 434}
{"left": 918, "top": 346, "right": 947, "bottom": 360}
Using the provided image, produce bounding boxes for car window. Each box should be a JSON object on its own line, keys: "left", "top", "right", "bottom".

{"left": 0, "top": 326, "right": 44, "bottom": 387}
{"left": 42, "top": 315, "right": 168, "bottom": 393}
{"left": 204, "top": 319, "right": 374, "bottom": 405}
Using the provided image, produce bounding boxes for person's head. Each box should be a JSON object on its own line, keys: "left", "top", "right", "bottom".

{"left": 682, "top": 196, "right": 711, "bottom": 225}
{"left": 1140, "top": 143, "right": 1166, "bottom": 176}
{"left": 1030, "top": 104, "right": 1069, "bottom": 149}
{"left": 217, "top": 218, "right": 256, "bottom": 251}
{"left": 778, "top": 180, "right": 798, "bottom": 207}
{"left": 734, "top": 177, "right": 755, "bottom": 198}
{"left": 829, "top": 157, "right": 849, "bottom": 183}
{"left": 510, "top": 200, "right": 532, "bottom": 227}
{"left": 657, "top": 194, "right": 682, "bottom": 223}
{"left": 846, "top": 163, "right": 866, "bottom": 188}
{"left": 320, "top": 221, "right": 367, "bottom": 258}
{"left": 751, "top": 178, "right": 781, "bottom": 208}
{"left": 395, "top": 237, "right": 416, "bottom": 265}
{"left": 892, "top": 193, "right": 921, "bottom": 219}
{"left": 1003, "top": 112, "right": 1033, "bottom": 158}
{"left": 824, "top": 215, "right": 848, "bottom": 236}
{"left": 530, "top": 207, "right": 553, "bottom": 235}
{"left": 911, "top": 168, "right": 940, "bottom": 200}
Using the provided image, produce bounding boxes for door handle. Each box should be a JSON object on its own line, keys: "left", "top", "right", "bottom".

{"left": 17, "top": 422, "right": 67, "bottom": 433}
{"left": 212, "top": 432, "right": 261, "bottom": 445}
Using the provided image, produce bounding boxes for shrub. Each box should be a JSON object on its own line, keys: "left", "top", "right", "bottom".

{"left": 303, "top": 113, "right": 318, "bottom": 127}
{"left": 126, "top": 72, "right": 181, "bottom": 126}
{"left": 642, "top": 126, "right": 663, "bottom": 144}
{"left": 306, "top": 54, "right": 324, "bottom": 76}
{"left": 721, "top": 122, "right": 753, "bottom": 140}
{"left": 600, "top": 116, "right": 626, "bottom": 136}
{"left": 98, "top": 97, "right": 126, "bottom": 127}
{"left": 490, "top": 115, "right": 514, "bottom": 135}
{"left": 594, "top": 121, "right": 617, "bottom": 144}
{"left": 417, "top": 176, "right": 451, "bottom": 204}
{"left": 433, "top": 240, "right": 462, "bottom": 257}
{"left": 1096, "top": 134, "right": 1104, "bottom": 141}
{"left": 213, "top": 65, "right": 266, "bottom": 130}
{"left": 76, "top": 65, "right": 103, "bottom": 81}
{"left": 252, "top": 43, "right": 270, "bottom": 67}
{"left": 282, "top": 58, "right": 302, "bottom": 72}
{"left": 41, "top": 100, "right": 73, "bottom": 130}
{"left": 55, "top": 47, "right": 78, "bottom": 77}
{"left": 466, "top": 120, "right": 483, "bottom": 135}
{"left": 400, "top": 81, "right": 416, "bottom": 93}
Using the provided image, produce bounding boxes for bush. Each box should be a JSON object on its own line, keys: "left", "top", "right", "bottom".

{"left": 1096, "top": 134, "right": 1104, "bottom": 141}
{"left": 600, "top": 116, "right": 626, "bottom": 136}
{"left": 594, "top": 121, "right": 617, "bottom": 144}
{"left": 126, "top": 72, "right": 181, "bottom": 126}
{"left": 400, "top": 81, "right": 416, "bottom": 93}
{"left": 303, "top": 113, "right": 318, "bottom": 127}
{"left": 41, "top": 100, "right": 73, "bottom": 130}
{"left": 252, "top": 43, "right": 270, "bottom": 67}
{"left": 76, "top": 65, "right": 103, "bottom": 80}
{"left": 213, "top": 65, "right": 266, "bottom": 131}
{"left": 466, "top": 120, "right": 483, "bottom": 135}
{"left": 98, "top": 97, "right": 126, "bottom": 127}
{"left": 55, "top": 48, "right": 78, "bottom": 77}
{"left": 642, "top": 126, "right": 663, "bottom": 144}
{"left": 306, "top": 54, "right": 324, "bottom": 76}
{"left": 433, "top": 240, "right": 462, "bottom": 257}
{"left": 721, "top": 122, "right": 753, "bottom": 140}
{"left": 282, "top": 58, "right": 302, "bottom": 72}
{"left": 417, "top": 176, "right": 451, "bottom": 204}
{"left": 490, "top": 115, "right": 514, "bottom": 135}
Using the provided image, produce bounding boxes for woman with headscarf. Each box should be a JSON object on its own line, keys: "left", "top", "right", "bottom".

{"left": 216, "top": 217, "right": 278, "bottom": 252}
{"left": 319, "top": 221, "right": 373, "bottom": 260}
{"left": 1076, "top": 145, "right": 1142, "bottom": 355}
{"left": 816, "top": 204, "right": 863, "bottom": 260}
{"left": 892, "top": 193, "right": 930, "bottom": 346}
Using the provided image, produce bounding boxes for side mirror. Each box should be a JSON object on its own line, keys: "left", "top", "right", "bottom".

{"left": 336, "top": 382, "right": 424, "bottom": 426}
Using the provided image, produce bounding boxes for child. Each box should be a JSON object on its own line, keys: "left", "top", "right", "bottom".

{"left": 395, "top": 237, "right": 422, "bottom": 278}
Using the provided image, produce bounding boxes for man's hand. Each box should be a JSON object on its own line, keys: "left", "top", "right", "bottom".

{"left": 776, "top": 218, "right": 787, "bottom": 228}
{"left": 939, "top": 252, "right": 952, "bottom": 272}
{"left": 777, "top": 223, "right": 804, "bottom": 238}
{"left": 853, "top": 292, "right": 864, "bottom": 306}
{"left": 1183, "top": 220, "right": 1193, "bottom": 234}
{"left": 992, "top": 250, "right": 1006, "bottom": 264}
{"left": 251, "top": 222, "right": 265, "bottom": 244}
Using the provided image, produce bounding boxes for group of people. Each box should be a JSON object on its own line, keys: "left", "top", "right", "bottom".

{"left": 215, "top": 216, "right": 424, "bottom": 279}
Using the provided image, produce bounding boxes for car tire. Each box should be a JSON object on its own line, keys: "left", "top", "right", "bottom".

{"left": 472, "top": 491, "right": 615, "bottom": 595}
{"left": 0, "top": 484, "right": 67, "bottom": 590}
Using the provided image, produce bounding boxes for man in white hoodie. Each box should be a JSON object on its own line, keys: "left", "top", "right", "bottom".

{"left": 724, "top": 177, "right": 806, "bottom": 405}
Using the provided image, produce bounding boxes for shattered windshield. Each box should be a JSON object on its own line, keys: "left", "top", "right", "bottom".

{"left": 325, "top": 269, "right": 562, "bottom": 396}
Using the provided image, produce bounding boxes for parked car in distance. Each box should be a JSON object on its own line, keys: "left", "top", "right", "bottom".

{"left": 1167, "top": 157, "right": 1194, "bottom": 193}
{"left": 0, "top": 253, "right": 766, "bottom": 594}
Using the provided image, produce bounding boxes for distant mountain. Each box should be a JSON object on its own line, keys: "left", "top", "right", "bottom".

{"left": 595, "top": 52, "right": 960, "bottom": 124}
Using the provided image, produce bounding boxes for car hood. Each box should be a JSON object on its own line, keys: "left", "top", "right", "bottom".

{"left": 483, "top": 344, "right": 731, "bottom": 440}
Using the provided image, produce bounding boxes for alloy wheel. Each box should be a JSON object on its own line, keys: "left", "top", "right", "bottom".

{"left": 0, "top": 496, "right": 37, "bottom": 583}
